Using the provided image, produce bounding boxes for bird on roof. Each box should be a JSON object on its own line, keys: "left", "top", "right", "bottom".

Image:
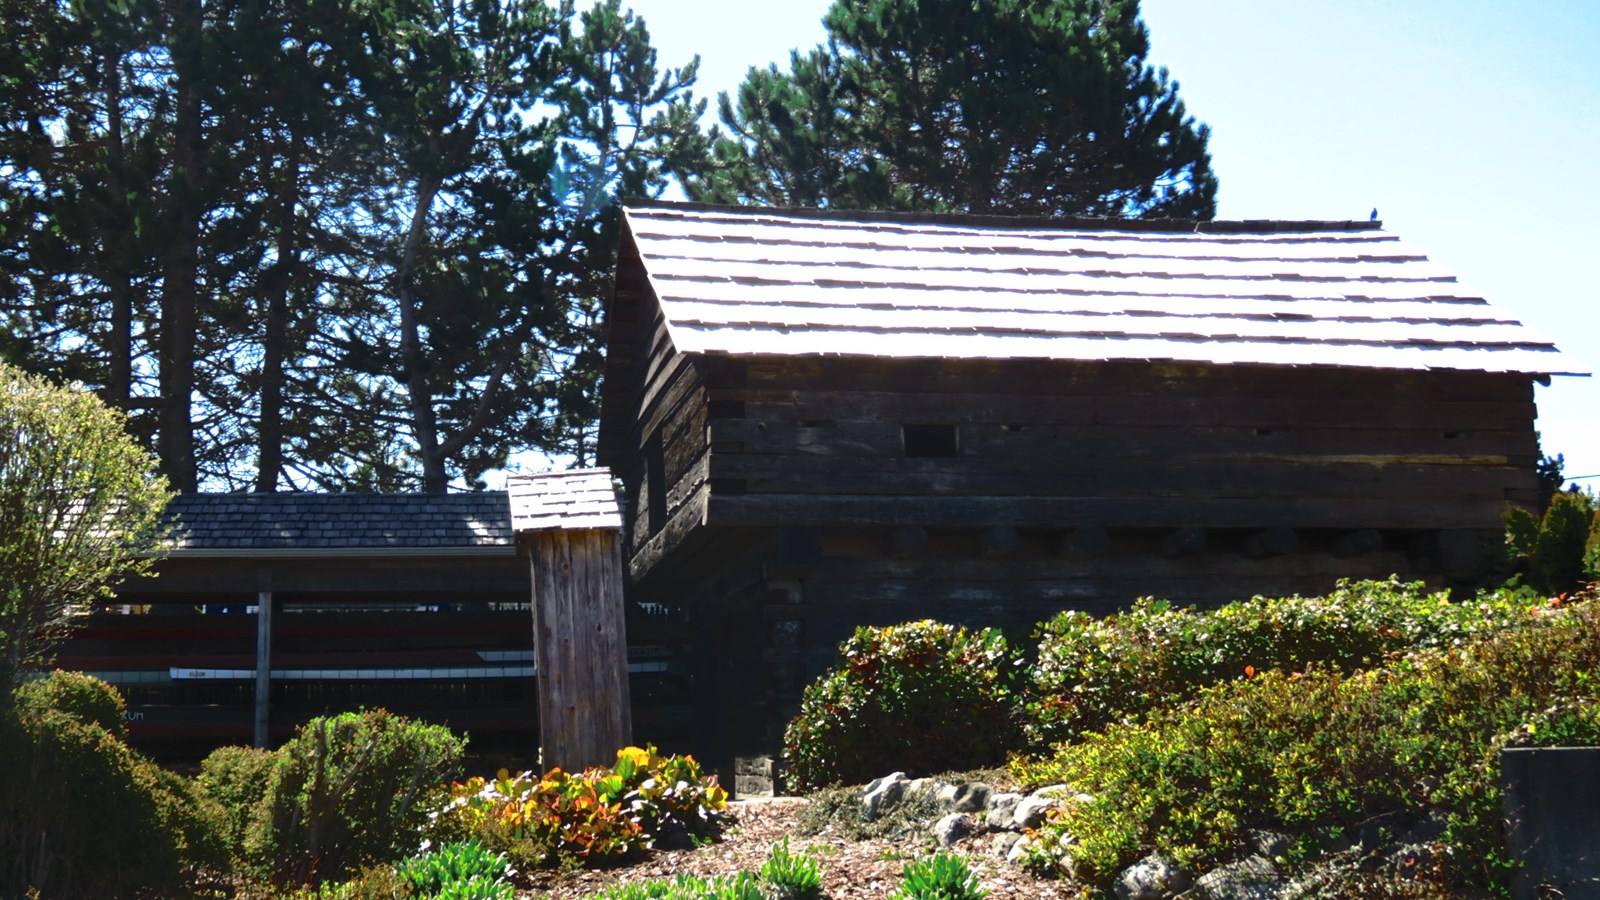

{"left": 1370, "top": 208, "right": 1379, "bottom": 222}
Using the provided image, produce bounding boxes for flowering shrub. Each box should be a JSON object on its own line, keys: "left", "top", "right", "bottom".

{"left": 428, "top": 745, "right": 727, "bottom": 866}
{"left": 783, "top": 620, "right": 1023, "bottom": 790}
{"left": 1025, "top": 578, "right": 1564, "bottom": 748}
{"left": 1013, "top": 601, "right": 1600, "bottom": 895}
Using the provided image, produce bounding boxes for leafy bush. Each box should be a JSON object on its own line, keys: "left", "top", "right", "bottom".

{"left": 249, "top": 709, "right": 466, "bottom": 886}
{"left": 1013, "top": 600, "right": 1600, "bottom": 894}
{"left": 0, "top": 700, "right": 222, "bottom": 896}
{"left": 13, "top": 669, "right": 129, "bottom": 737}
{"left": 784, "top": 620, "right": 1022, "bottom": 790}
{"left": 198, "top": 743, "right": 279, "bottom": 861}
{"left": 0, "top": 363, "right": 172, "bottom": 686}
{"left": 1025, "top": 578, "right": 1555, "bottom": 748}
{"left": 397, "top": 839, "right": 513, "bottom": 898}
{"left": 760, "top": 838, "right": 823, "bottom": 900}
{"left": 1506, "top": 489, "right": 1600, "bottom": 596}
{"left": 889, "top": 853, "right": 987, "bottom": 900}
{"left": 429, "top": 745, "right": 728, "bottom": 867}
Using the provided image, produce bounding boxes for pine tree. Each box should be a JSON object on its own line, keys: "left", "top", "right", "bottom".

{"left": 687, "top": 0, "right": 1217, "bottom": 219}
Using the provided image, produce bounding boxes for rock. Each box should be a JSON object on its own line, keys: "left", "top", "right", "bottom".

{"left": 990, "top": 832, "right": 1023, "bottom": 859}
{"left": 985, "top": 792, "right": 1024, "bottom": 830}
{"left": 863, "top": 772, "right": 909, "bottom": 819}
{"left": 950, "top": 782, "right": 993, "bottom": 813}
{"left": 1006, "top": 834, "right": 1035, "bottom": 865}
{"left": 934, "top": 813, "right": 973, "bottom": 847}
{"left": 1012, "top": 795, "right": 1060, "bottom": 830}
{"left": 1184, "top": 855, "right": 1282, "bottom": 900}
{"left": 936, "top": 783, "right": 962, "bottom": 807}
{"left": 1248, "top": 830, "right": 1290, "bottom": 862}
{"left": 906, "top": 778, "right": 931, "bottom": 796}
{"left": 1115, "top": 853, "right": 1192, "bottom": 900}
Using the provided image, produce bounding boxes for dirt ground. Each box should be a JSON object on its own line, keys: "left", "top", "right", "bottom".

{"left": 523, "top": 796, "right": 1077, "bottom": 899}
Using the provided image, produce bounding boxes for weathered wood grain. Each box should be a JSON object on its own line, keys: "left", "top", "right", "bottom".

{"left": 531, "top": 529, "right": 632, "bottom": 773}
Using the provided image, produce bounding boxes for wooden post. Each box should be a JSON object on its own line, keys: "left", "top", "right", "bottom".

{"left": 530, "top": 528, "right": 631, "bottom": 773}
{"left": 254, "top": 587, "right": 273, "bottom": 749}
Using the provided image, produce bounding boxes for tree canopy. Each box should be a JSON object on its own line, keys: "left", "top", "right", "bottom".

{"left": 686, "top": 0, "right": 1217, "bottom": 219}
{"left": 0, "top": 0, "right": 705, "bottom": 492}
{"left": 0, "top": 364, "right": 172, "bottom": 687}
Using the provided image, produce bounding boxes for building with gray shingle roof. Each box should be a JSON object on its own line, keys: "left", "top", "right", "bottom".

{"left": 597, "top": 201, "right": 1587, "bottom": 794}
{"left": 162, "top": 492, "right": 515, "bottom": 554}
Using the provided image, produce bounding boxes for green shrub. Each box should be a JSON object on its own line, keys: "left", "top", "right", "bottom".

{"left": 1025, "top": 578, "right": 1553, "bottom": 748}
{"left": 1014, "top": 602, "right": 1600, "bottom": 895}
{"left": 428, "top": 745, "right": 728, "bottom": 868}
{"left": 784, "top": 620, "right": 1022, "bottom": 790}
{"left": 760, "top": 838, "right": 823, "bottom": 900}
{"left": 889, "top": 853, "right": 987, "bottom": 900}
{"left": 12, "top": 669, "right": 129, "bottom": 737}
{"left": 249, "top": 709, "right": 466, "bottom": 886}
{"left": 0, "top": 701, "right": 222, "bottom": 896}
{"left": 397, "top": 839, "right": 513, "bottom": 897}
{"left": 198, "top": 743, "right": 280, "bottom": 861}
{"left": 1506, "top": 490, "right": 1600, "bottom": 596}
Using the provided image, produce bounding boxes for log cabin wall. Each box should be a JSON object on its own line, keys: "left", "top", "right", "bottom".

{"left": 700, "top": 355, "right": 1541, "bottom": 531}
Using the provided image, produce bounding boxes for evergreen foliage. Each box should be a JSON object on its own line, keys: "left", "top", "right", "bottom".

{"left": 0, "top": 0, "right": 705, "bottom": 491}
{"left": 1505, "top": 489, "right": 1599, "bottom": 596}
{"left": 687, "top": 0, "right": 1216, "bottom": 218}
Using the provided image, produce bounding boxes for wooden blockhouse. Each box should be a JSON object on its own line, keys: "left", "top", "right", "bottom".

{"left": 596, "top": 201, "right": 1587, "bottom": 794}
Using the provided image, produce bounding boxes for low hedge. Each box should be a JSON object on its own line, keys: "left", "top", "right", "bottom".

{"left": 1014, "top": 598, "right": 1600, "bottom": 895}
{"left": 1025, "top": 577, "right": 1548, "bottom": 748}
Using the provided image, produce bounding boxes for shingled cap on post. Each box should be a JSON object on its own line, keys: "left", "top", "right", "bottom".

{"left": 621, "top": 203, "right": 1588, "bottom": 375}
{"left": 508, "top": 469, "right": 623, "bottom": 533}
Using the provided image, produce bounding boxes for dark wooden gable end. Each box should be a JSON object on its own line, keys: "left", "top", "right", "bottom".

{"left": 596, "top": 201, "right": 1585, "bottom": 791}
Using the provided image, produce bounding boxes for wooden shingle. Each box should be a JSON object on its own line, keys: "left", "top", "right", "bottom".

{"left": 624, "top": 204, "right": 1587, "bottom": 375}
{"left": 508, "top": 469, "right": 622, "bottom": 533}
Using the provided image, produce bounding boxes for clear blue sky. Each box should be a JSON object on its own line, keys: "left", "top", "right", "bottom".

{"left": 624, "top": 0, "right": 1600, "bottom": 486}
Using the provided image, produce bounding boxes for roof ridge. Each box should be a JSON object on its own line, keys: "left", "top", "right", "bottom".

{"left": 626, "top": 199, "right": 1383, "bottom": 235}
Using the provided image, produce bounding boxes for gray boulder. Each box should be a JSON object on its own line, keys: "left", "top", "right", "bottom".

{"left": 1012, "top": 795, "right": 1059, "bottom": 830}
{"left": 862, "top": 772, "right": 909, "bottom": 819}
{"left": 990, "top": 832, "right": 1023, "bottom": 859}
{"left": 950, "top": 782, "right": 993, "bottom": 813}
{"left": 1115, "top": 853, "right": 1192, "bottom": 900}
{"left": 985, "top": 792, "right": 1025, "bottom": 830}
{"left": 934, "top": 813, "right": 973, "bottom": 848}
{"left": 1183, "top": 855, "right": 1282, "bottom": 900}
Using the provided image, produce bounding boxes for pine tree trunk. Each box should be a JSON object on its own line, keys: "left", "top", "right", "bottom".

{"left": 158, "top": 0, "right": 203, "bottom": 492}
{"left": 396, "top": 177, "right": 447, "bottom": 494}
{"left": 255, "top": 142, "right": 300, "bottom": 493}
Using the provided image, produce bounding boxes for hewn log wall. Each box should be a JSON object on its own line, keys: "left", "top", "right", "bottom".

{"left": 698, "top": 357, "right": 1539, "bottom": 531}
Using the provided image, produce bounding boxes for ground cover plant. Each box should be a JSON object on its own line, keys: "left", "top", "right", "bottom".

{"left": 427, "top": 745, "right": 729, "bottom": 869}
{"left": 1013, "top": 593, "right": 1600, "bottom": 895}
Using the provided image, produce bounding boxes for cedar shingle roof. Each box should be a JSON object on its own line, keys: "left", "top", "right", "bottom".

{"left": 507, "top": 469, "right": 622, "bottom": 532}
{"left": 623, "top": 203, "right": 1586, "bottom": 375}
{"left": 164, "top": 493, "right": 513, "bottom": 552}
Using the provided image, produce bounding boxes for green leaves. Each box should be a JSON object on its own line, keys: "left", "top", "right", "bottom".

{"left": 0, "top": 364, "right": 171, "bottom": 683}
{"left": 784, "top": 620, "right": 1023, "bottom": 790}
{"left": 1505, "top": 490, "right": 1599, "bottom": 596}
{"left": 689, "top": 0, "right": 1216, "bottom": 219}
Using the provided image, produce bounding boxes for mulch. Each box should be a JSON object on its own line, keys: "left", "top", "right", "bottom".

{"left": 522, "top": 797, "right": 1077, "bottom": 899}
